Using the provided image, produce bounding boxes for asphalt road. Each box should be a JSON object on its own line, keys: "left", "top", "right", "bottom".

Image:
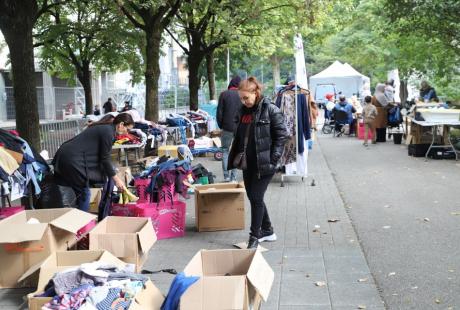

{"left": 318, "top": 133, "right": 460, "bottom": 309}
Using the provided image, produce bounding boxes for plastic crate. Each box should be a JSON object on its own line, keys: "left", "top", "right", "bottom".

{"left": 133, "top": 201, "right": 186, "bottom": 240}
{"left": 110, "top": 203, "right": 138, "bottom": 217}
{"left": 0, "top": 206, "right": 25, "bottom": 220}
{"left": 134, "top": 178, "right": 178, "bottom": 203}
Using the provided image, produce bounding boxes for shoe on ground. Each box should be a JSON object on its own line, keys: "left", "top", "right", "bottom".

{"left": 363, "top": 142, "right": 368, "bottom": 147}
{"left": 372, "top": 140, "right": 377, "bottom": 144}
{"left": 223, "top": 177, "right": 230, "bottom": 182}
{"left": 258, "top": 228, "right": 277, "bottom": 242}
{"left": 247, "top": 235, "right": 259, "bottom": 249}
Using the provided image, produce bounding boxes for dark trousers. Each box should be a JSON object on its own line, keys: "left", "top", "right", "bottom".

{"left": 242, "top": 170, "right": 274, "bottom": 237}
{"left": 72, "top": 186, "right": 91, "bottom": 212}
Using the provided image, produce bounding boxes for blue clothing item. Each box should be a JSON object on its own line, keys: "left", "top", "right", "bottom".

{"left": 334, "top": 102, "right": 354, "bottom": 125}
{"left": 161, "top": 272, "right": 200, "bottom": 310}
{"left": 97, "top": 287, "right": 121, "bottom": 310}
{"left": 297, "top": 93, "right": 311, "bottom": 154}
{"left": 15, "top": 136, "right": 44, "bottom": 195}
{"left": 72, "top": 186, "right": 91, "bottom": 212}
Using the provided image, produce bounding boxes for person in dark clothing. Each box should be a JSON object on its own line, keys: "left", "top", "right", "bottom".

{"left": 217, "top": 75, "right": 241, "bottom": 182}
{"left": 228, "top": 76, "right": 288, "bottom": 249}
{"left": 121, "top": 101, "right": 132, "bottom": 112}
{"left": 52, "top": 113, "right": 134, "bottom": 211}
{"left": 102, "top": 98, "right": 114, "bottom": 114}
{"left": 419, "top": 81, "right": 438, "bottom": 102}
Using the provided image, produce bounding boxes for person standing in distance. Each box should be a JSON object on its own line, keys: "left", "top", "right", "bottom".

{"left": 52, "top": 113, "right": 134, "bottom": 211}
{"left": 228, "top": 76, "right": 288, "bottom": 249}
{"left": 102, "top": 97, "right": 114, "bottom": 114}
{"left": 217, "top": 76, "right": 241, "bottom": 182}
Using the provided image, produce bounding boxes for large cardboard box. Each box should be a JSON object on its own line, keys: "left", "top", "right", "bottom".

{"left": 24, "top": 250, "right": 164, "bottom": 310}
{"left": 194, "top": 183, "right": 246, "bottom": 232}
{"left": 158, "top": 145, "right": 180, "bottom": 158}
{"left": 0, "top": 208, "right": 96, "bottom": 288}
{"left": 181, "top": 249, "right": 274, "bottom": 310}
{"left": 89, "top": 216, "right": 157, "bottom": 271}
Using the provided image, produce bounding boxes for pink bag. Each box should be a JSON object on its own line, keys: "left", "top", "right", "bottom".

{"left": 0, "top": 206, "right": 25, "bottom": 220}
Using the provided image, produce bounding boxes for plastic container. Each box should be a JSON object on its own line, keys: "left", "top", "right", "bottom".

{"left": 110, "top": 203, "right": 138, "bottom": 217}
{"left": 393, "top": 133, "right": 403, "bottom": 144}
{"left": 0, "top": 206, "right": 25, "bottom": 220}
{"left": 133, "top": 201, "right": 186, "bottom": 240}
{"left": 357, "top": 122, "right": 374, "bottom": 140}
{"left": 134, "top": 178, "right": 178, "bottom": 203}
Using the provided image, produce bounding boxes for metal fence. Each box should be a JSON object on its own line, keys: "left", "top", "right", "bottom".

{"left": 1, "top": 119, "right": 87, "bottom": 158}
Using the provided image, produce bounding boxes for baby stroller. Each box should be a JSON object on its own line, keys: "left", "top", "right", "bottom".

{"left": 387, "top": 104, "right": 404, "bottom": 139}
{"left": 321, "top": 101, "right": 336, "bottom": 134}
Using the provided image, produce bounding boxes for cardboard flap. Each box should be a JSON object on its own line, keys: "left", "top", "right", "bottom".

{"left": 137, "top": 219, "right": 157, "bottom": 253}
{"left": 0, "top": 223, "right": 48, "bottom": 243}
{"left": 17, "top": 255, "right": 51, "bottom": 283}
{"left": 90, "top": 234, "right": 138, "bottom": 258}
{"left": 130, "top": 280, "right": 164, "bottom": 310}
{"left": 50, "top": 209, "right": 96, "bottom": 234}
{"left": 246, "top": 251, "right": 274, "bottom": 302}
{"left": 197, "top": 187, "right": 246, "bottom": 194}
{"left": 183, "top": 251, "right": 204, "bottom": 276}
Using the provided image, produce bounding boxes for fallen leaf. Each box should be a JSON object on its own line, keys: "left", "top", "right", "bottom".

{"left": 314, "top": 225, "right": 321, "bottom": 229}
{"left": 448, "top": 269, "right": 455, "bottom": 273}
{"left": 383, "top": 226, "right": 391, "bottom": 229}
{"left": 424, "top": 218, "right": 430, "bottom": 222}
{"left": 305, "top": 274, "right": 310, "bottom": 278}
{"left": 384, "top": 205, "right": 390, "bottom": 208}
{"left": 411, "top": 286, "right": 418, "bottom": 290}
{"left": 349, "top": 239, "right": 355, "bottom": 243}
{"left": 328, "top": 218, "right": 340, "bottom": 223}
{"left": 435, "top": 298, "right": 441, "bottom": 304}
{"left": 315, "top": 281, "right": 326, "bottom": 287}
{"left": 358, "top": 278, "right": 368, "bottom": 283}
{"left": 312, "top": 229, "right": 320, "bottom": 233}
{"left": 358, "top": 306, "right": 366, "bottom": 309}
{"left": 434, "top": 201, "right": 439, "bottom": 204}
{"left": 388, "top": 272, "right": 396, "bottom": 276}
{"left": 451, "top": 212, "right": 460, "bottom": 216}
{"left": 392, "top": 293, "right": 398, "bottom": 296}
{"left": 322, "top": 232, "right": 328, "bottom": 234}
{"left": 289, "top": 269, "right": 296, "bottom": 272}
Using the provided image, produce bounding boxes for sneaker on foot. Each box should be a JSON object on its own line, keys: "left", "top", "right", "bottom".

{"left": 258, "top": 228, "right": 277, "bottom": 242}
{"left": 247, "top": 235, "right": 259, "bottom": 249}
{"left": 372, "top": 140, "right": 377, "bottom": 144}
{"left": 223, "top": 177, "right": 230, "bottom": 182}
{"left": 363, "top": 142, "right": 368, "bottom": 147}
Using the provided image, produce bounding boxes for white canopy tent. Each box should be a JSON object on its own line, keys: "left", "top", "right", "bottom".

{"left": 310, "top": 61, "right": 371, "bottom": 100}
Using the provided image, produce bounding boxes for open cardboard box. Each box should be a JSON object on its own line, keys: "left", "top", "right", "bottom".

{"left": 0, "top": 208, "right": 96, "bottom": 288}
{"left": 89, "top": 216, "right": 157, "bottom": 271}
{"left": 194, "top": 182, "right": 246, "bottom": 232}
{"left": 181, "top": 249, "right": 274, "bottom": 310}
{"left": 24, "top": 250, "right": 164, "bottom": 310}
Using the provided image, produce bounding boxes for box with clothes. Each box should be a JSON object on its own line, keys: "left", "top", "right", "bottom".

{"left": 0, "top": 208, "right": 96, "bottom": 288}
{"left": 194, "top": 183, "right": 246, "bottom": 232}
{"left": 25, "top": 250, "right": 164, "bottom": 310}
{"left": 179, "top": 249, "right": 274, "bottom": 310}
{"left": 89, "top": 216, "right": 157, "bottom": 272}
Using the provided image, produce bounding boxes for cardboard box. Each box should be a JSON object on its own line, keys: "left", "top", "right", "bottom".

{"left": 158, "top": 145, "right": 179, "bottom": 158}
{"left": 181, "top": 249, "right": 274, "bottom": 310}
{"left": 24, "top": 250, "right": 164, "bottom": 310}
{"left": 117, "top": 166, "right": 133, "bottom": 185}
{"left": 89, "top": 216, "right": 157, "bottom": 271}
{"left": 195, "top": 183, "right": 246, "bottom": 232}
{"left": 89, "top": 188, "right": 102, "bottom": 213}
{"left": 0, "top": 208, "right": 96, "bottom": 288}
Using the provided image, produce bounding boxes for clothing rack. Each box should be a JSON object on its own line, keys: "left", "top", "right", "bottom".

{"left": 280, "top": 77, "right": 309, "bottom": 187}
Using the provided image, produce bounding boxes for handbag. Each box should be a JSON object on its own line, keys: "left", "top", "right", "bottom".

{"left": 233, "top": 123, "right": 251, "bottom": 170}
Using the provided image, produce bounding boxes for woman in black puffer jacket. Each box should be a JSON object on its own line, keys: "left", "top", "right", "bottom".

{"left": 228, "top": 76, "right": 288, "bottom": 249}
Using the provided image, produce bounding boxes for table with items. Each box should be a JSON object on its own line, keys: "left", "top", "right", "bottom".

{"left": 409, "top": 118, "right": 460, "bottom": 160}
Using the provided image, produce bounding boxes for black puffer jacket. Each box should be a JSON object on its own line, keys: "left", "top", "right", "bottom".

{"left": 228, "top": 96, "right": 288, "bottom": 176}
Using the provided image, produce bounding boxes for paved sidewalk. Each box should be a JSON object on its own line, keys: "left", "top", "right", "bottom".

{"left": 0, "top": 141, "right": 385, "bottom": 309}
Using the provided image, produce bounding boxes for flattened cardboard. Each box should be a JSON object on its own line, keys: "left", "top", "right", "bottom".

{"left": 89, "top": 216, "right": 156, "bottom": 270}
{"left": 181, "top": 249, "right": 274, "bottom": 310}
{"left": 0, "top": 208, "right": 97, "bottom": 288}
{"left": 195, "top": 183, "right": 246, "bottom": 232}
{"left": 89, "top": 188, "right": 102, "bottom": 213}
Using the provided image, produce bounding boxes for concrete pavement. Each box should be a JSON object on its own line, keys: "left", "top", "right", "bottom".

{"left": 1, "top": 138, "right": 384, "bottom": 309}
{"left": 319, "top": 132, "right": 460, "bottom": 309}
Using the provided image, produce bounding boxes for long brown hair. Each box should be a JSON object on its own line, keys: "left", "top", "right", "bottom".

{"left": 89, "top": 113, "right": 134, "bottom": 127}
{"left": 239, "top": 76, "right": 264, "bottom": 101}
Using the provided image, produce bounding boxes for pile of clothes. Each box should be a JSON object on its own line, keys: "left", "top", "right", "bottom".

{"left": 139, "top": 157, "right": 193, "bottom": 202}
{"left": 0, "top": 129, "right": 48, "bottom": 200}
{"left": 114, "top": 129, "right": 147, "bottom": 146}
{"left": 38, "top": 262, "right": 147, "bottom": 310}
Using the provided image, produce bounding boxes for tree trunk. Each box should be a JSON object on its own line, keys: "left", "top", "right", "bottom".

{"left": 271, "top": 55, "right": 281, "bottom": 87}
{"left": 1, "top": 20, "right": 40, "bottom": 150}
{"left": 206, "top": 51, "right": 216, "bottom": 101}
{"left": 144, "top": 29, "right": 161, "bottom": 122}
{"left": 77, "top": 64, "right": 93, "bottom": 115}
{"left": 188, "top": 52, "right": 204, "bottom": 111}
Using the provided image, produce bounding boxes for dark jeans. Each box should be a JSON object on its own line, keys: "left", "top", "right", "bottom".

{"left": 242, "top": 170, "right": 274, "bottom": 237}
{"left": 72, "top": 186, "right": 91, "bottom": 212}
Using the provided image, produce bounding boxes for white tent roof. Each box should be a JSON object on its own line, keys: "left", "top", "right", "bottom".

{"left": 311, "top": 61, "right": 369, "bottom": 79}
